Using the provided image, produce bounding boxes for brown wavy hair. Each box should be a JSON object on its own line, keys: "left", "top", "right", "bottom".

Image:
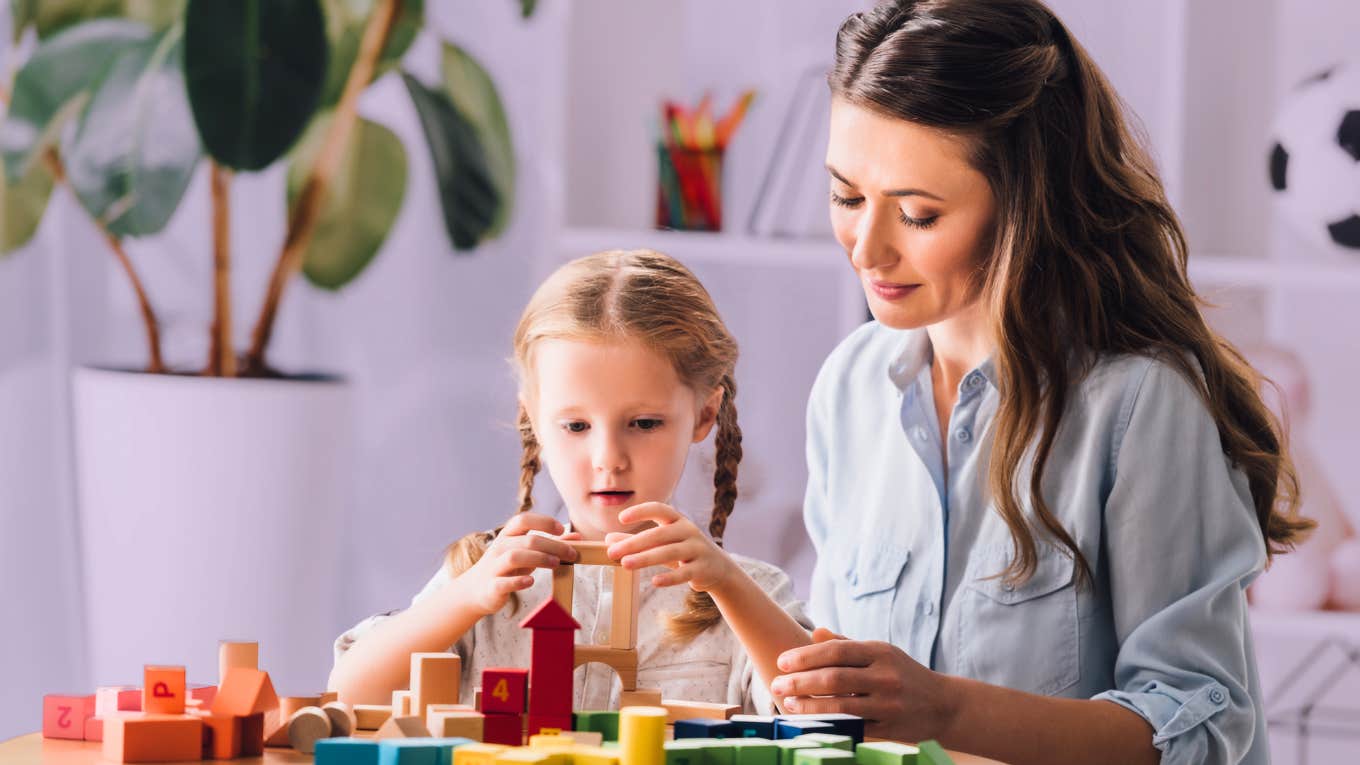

{"left": 830, "top": 0, "right": 1311, "bottom": 585}
{"left": 445, "top": 249, "right": 742, "bottom": 639}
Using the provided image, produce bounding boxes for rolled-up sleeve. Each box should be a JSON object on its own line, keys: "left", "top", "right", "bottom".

{"left": 1093, "top": 359, "right": 1268, "bottom": 764}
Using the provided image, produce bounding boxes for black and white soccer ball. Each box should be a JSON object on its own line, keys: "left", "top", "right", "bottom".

{"left": 1268, "top": 63, "right": 1360, "bottom": 252}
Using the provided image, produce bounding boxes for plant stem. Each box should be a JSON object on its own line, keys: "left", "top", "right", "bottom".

{"left": 242, "top": 0, "right": 402, "bottom": 375}
{"left": 207, "top": 162, "right": 235, "bottom": 376}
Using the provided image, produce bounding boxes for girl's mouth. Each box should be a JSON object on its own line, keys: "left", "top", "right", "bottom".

{"left": 590, "top": 490, "right": 635, "bottom": 506}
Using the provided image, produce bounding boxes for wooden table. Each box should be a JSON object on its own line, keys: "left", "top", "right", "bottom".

{"left": 0, "top": 733, "right": 1006, "bottom": 764}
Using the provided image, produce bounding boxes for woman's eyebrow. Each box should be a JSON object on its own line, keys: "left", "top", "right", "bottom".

{"left": 826, "top": 164, "right": 945, "bottom": 201}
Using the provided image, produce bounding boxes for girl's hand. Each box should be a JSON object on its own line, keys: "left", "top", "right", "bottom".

{"left": 604, "top": 502, "right": 739, "bottom": 594}
{"left": 460, "top": 513, "right": 579, "bottom": 616}
{"left": 770, "top": 637, "right": 957, "bottom": 743}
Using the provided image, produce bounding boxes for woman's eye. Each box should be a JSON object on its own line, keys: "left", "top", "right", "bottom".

{"left": 562, "top": 421, "right": 589, "bottom": 433}
{"left": 830, "top": 190, "right": 863, "bottom": 209}
{"left": 898, "top": 209, "right": 939, "bottom": 229}
{"left": 632, "top": 418, "right": 663, "bottom": 431}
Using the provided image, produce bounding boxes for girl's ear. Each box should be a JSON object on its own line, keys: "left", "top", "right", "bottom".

{"left": 691, "top": 386, "right": 724, "bottom": 443}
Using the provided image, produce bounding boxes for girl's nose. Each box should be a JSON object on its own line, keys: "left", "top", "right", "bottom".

{"left": 593, "top": 433, "right": 628, "bottom": 473}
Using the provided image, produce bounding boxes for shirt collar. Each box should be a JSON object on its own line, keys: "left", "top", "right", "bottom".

{"left": 886, "top": 327, "right": 997, "bottom": 394}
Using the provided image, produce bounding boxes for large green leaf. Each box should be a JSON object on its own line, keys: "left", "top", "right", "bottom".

{"left": 400, "top": 72, "right": 499, "bottom": 251}
{"left": 183, "top": 0, "right": 328, "bottom": 171}
{"left": 317, "top": 0, "right": 423, "bottom": 107}
{"left": 0, "top": 155, "right": 54, "bottom": 254}
{"left": 9, "top": 0, "right": 179, "bottom": 40}
{"left": 287, "top": 113, "right": 406, "bottom": 289}
{"left": 518, "top": 0, "right": 537, "bottom": 19}
{"left": 0, "top": 19, "right": 151, "bottom": 182}
{"left": 62, "top": 24, "right": 201, "bottom": 237}
{"left": 440, "top": 42, "right": 514, "bottom": 238}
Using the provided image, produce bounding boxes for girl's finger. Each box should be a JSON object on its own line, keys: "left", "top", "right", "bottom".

{"left": 620, "top": 541, "right": 696, "bottom": 571}
{"left": 495, "top": 575, "right": 536, "bottom": 595}
{"left": 616, "top": 501, "right": 681, "bottom": 526}
{"left": 650, "top": 567, "right": 693, "bottom": 588}
{"left": 502, "top": 548, "right": 561, "bottom": 571}
{"left": 607, "top": 524, "right": 689, "bottom": 560}
{"left": 502, "top": 513, "right": 565, "bottom": 537}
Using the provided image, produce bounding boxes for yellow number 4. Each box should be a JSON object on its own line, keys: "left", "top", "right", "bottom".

{"left": 492, "top": 678, "right": 510, "bottom": 703}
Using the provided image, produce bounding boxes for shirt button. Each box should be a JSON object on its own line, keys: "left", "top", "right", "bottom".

{"left": 914, "top": 426, "right": 928, "bottom": 442}
{"left": 955, "top": 427, "right": 971, "bottom": 443}
{"left": 966, "top": 373, "right": 984, "bottom": 389}
{"left": 1209, "top": 689, "right": 1225, "bottom": 704}
{"left": 924, "top": 601, "right": 935, "bottom": 616}
{"left": 1002, "top": 583, "right": 1014, "bottom": 592}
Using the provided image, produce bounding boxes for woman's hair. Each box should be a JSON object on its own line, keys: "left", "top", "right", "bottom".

{"left": 445, "top": 249, "right": 742, "bottom": 640}
{"left": 830, "top": 0, "right": 1311, "bottom": 585}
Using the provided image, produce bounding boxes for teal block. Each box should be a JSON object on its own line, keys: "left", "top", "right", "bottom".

{"left": 575, "top": 710, "right": 621, "bottom": 742}
{"left": 915, "top": 741, "right": 953, "bottom": 765}
{"left": 316, "top": 738, "right": 381, "bottom": 765}
{"left": 773, "top": 739, "right": 822, "bottom": 765}
{"left": 854, "top": 742, "right": 919, "bottom": 765}
{"left": 793, "top": 749, "right": 857, "bottom": 765}
{"left": 378, "top": 739, "right": 441, "bottom": 765}
{"left": 793, "top": 734, "right": 853, "bottom": 752}
{"left": 730, "top": 737, "right": 778, "bottom": 765}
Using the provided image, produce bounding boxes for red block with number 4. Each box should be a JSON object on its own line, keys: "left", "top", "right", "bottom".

{"left": 481, "top": 668, "right": 528, "bottom": 714}
{"left": 42, "top": 694, "right": 95, "bottom": 740}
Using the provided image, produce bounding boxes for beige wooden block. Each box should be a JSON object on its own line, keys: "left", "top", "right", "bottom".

{"left": 411, "top": 652, "right": 462, "bottom": 719}
{"left": 563, "top": 730, "right": 606, "bottom": 747}
{"left": 376, "top": 714, "right": 431, "bottom": 739}
{"left": 267, "top": 695, "right": 321, "bottom": 735}
{"left": 392, "top": 689, "right": 412, "bottom": 717}
{"left": 574, "top": 646, "right": 638, "bottom": 691}
{"left": 618, "top": 688, "right": 662, "bottom": 707}
{"left": 354, "top": 703, "right": 393, "bottom": 730}
{"left": 660, "top": 699, "right": 740, "bottom": 722}
{"left": 428, "top": 709, "right": 485, "bottom": 739}
{"left": 552, "top": 565, "right": 574, "bottom": 612}
{"left": 217, "top": 641, "right": 258, "bottom": 687}
{"left": 263, "top": 720, "right": 292, "bottom": 748}
{"left": 319, "top": 691, "right": 339, "bottom": 706}
{"left": 566, "top": 541, "right": 616, "bottom": 566}
{"left": 287, "top": 706, "right": 332, "bottom": 754}
{"left": 322, "top": 701, "right": 357, "bottom": 736}
{"left": 610, "top": 567, "right": 639, "bottom": 650}
{"left": 473, "top": 687, "right": 482, "bottom": 711}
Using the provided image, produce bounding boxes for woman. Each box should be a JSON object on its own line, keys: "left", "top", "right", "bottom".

{"left": 769, "top": 2, "right": 1311, "bottom": 764}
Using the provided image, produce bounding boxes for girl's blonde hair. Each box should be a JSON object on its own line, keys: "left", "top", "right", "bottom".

{"left": 446, "top": 249, "right": 742, "bottom": 640}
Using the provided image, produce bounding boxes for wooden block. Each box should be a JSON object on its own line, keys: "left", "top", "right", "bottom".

{"left": 83, "top": 716, "right": 104, "bottom": 742}
{"left": 619, "top": 706, "right": 668, "bottom": 765}
{"left": 853, "top": 741, "right": 920, "bottom": 765}
{"left": 42, "top": 693, "right": 94, "bottom": 740}
{"left": 323, "top": 700, "right": 358, "bottom": 736}
{"left": 675, "top": 719, "right": 741, "bottom": 739}
{"left": 774, "top": 720, "right": 835, "bottom": 740}
{"left": 482, "top": 712, "right": 523, "bottom": 746}
{"left": 573, "top": 746, "right": 622, "bottom": 765}
{"left": 793, "top": 733, "right": 853, "bottom": 751}
{"left": 572, "top": 710, "right": 619, "bottom": 741}
{"left": 411, "top": 652, "right": 462, "bottom": 719}
{"left": 354, "top": 702, "right": 393, "bottom": 730}
{"left": 200, "top": 712, "right": 243, "bottom": 759}
{"left": 287, "top": 706, "right": 332, "bottom": 754}
{"left": 773, "top": 740, "right": 822, "bottom": 765}
{"left": 319, "top": 690, "right": 339, "bottom": 706}
{"left": 429, "top": 708, "right": 485, "bottom": 739}
{"left": 916, "top": 741, "right": 950, "bottom": 765}
{"left": 731, "top": 738, "right": 780, "bottom": 765}
{"left": 474, "top": 687, "right": 482, "bottom": 711}
{"left": 774, "top": 714, "right": 864, "bottom": 744}
{"left": 314, "top": 737, "right": 382, "bottom": 763}
{"left": 212, "top": 666, "right": 278, "bottom": 717}
{"left": 95, "top": 686, "right": 141, "bottom": 716}
{"left": 240, "top": 712, "right": 265, "bottom": 756}
{"left": 376, "top": 714, "right": 431, "bottom": 739}
{"left": 482, "top": 667, "right": 529, "bottom": 714}
{"left": 263, "top": 719, "right": 292, "bottom": 748}
{"left": 730, "top": 715, "right": 776, "bottom": 739}
{"left": 618, "top": 689, "right": 663, "bottom": 708}
{"left": 218, "top": 641, "right": 258, "bottom": 686}
{"left": 495, "top": 750, "right": 558, "bottom": 765}
{"left": 393, "top": 689, "right": 413, "bottom": 717}
{"left": 455, "top": 742, "right": 510, "bottom": 765}
{"left": 610, "top": 567, "right": 639, "bottom": 650}
{"left": 573, "top": 646, "right": 638, "bottom": 691}
{"left": 563, "top": 730, "right": 606, "bottom": 747}
{"left": 267, "top": 694, "right": 321, "bottom": 740}
{"left": 566, "top": 540, "right": 616, "bottom": 566}
{"left": 529, "top": 733, "right": 578, "bottom": 749}
{"left": 662, "top": 700, "right": 740, "bottom": 723}
{"left": 552, "top": 565, "right": 574, "bottom": 612}
{"left": 793, "top": 749, "right": 857, "bottom": 765}
{"left": 102, "top": 714, "right": 203, "bottom": 763}
{"left": 526, "top": 713, "right": 572, "bottom": 737}
{"left": 142, "top": 665, "right": 186, "bottom": 715}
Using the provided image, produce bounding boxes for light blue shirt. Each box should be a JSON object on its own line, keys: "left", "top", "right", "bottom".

{"left": 804, "top": 322, "right": 1269, "bottom": 765}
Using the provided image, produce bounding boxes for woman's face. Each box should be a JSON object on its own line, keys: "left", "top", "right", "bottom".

{"left": 826, "top": 98, "right": 997, "bottom": 330}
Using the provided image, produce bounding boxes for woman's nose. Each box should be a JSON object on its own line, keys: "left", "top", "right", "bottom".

{"left": 849, "top": 205, "right": 900, "bottom": 272}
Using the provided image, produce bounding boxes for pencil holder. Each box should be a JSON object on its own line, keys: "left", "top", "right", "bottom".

{"left": 655, "top": 142, "right": 724, "bottom": 232}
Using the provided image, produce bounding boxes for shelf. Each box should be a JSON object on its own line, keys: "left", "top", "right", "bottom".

{"left": 1250, "top": 608, "right": 1360, "bottom": 643}
{"left": 1189, "top": 255, "right": 1360, "bottom": 290}
{"left": 558, "top": 227, "right": 845, "bottom": 270}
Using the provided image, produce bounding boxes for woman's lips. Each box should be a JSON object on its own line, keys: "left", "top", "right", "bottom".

{"left": 870, "top": 280, "right": 919, "bottom": 301}
{"left": 590, "top": 491, "right": 634, "bottom": 506}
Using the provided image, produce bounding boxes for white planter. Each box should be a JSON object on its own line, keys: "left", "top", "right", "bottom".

{"left": 73, "top": 367, "right": 352, "bottom": 695}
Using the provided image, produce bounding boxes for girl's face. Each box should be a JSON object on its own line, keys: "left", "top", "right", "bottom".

{"left": 826, "top": 98, "right": 997, "bottom": 330}
{"left": 525, "top": 338, "right": 722, "bottom": 540}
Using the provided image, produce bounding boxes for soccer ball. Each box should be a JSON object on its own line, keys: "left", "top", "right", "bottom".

{"left": 1268, "top": 63, "right": 1360, "bottom": 252}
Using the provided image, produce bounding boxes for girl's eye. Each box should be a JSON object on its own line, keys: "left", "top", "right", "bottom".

{"left": 898, "top": 209, "right": 939, "bottom": 229}
{"left": 830, "top": 190, "right": 862, "bottom": 209}
{"left": 632, "top": 418, "right": 663, "bottom": 431}
{"left": 562, "top": 421, "right": 589, "bottom": 433}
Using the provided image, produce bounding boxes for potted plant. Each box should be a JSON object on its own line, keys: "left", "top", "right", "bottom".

{"left": 0, "top": 0, "right": 530, "bottom": 691}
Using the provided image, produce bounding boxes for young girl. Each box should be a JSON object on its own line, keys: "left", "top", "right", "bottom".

{"left": 328, "top": 250, "right": 814, "bottom": 713}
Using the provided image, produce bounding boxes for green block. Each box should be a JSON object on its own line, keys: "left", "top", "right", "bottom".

{"left": 730, "top": 738, "right": 778, "bottom": 765}
{"left": 855, "top": 742, "right": 919, "bottom": 765}
{"left": 773, "top": 740, "right": 822, "bottom": 765}
{"left": 793, "top": 749, "right": 856, "bottom": 765}
{"left": 915, "top": 742, "right": 953, "bottom": 765}
{"left": 669, "top": 738, "right": 736, "bottom": 765}
{"left": 574, "top": 711, "right": 620, "bottom": 742}
{"left": 793, "top": 734, "right": 854, "bottom": 752}
{"left": 666, "top": 740, "right": 709, "bottom": 765}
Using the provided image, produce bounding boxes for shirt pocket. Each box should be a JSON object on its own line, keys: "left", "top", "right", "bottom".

{"left": 959, "top": 545, "right": 1080, "bottom": 696}
{"left": 835, "top": 536, "right": 911, "bottom": 640}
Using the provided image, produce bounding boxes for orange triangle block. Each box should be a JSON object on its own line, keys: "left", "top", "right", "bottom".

{"left": 211, "top": 668, "right": 279, "bottom": 718}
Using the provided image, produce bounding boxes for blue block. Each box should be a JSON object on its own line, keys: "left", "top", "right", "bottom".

{"left": 675, "top": 719, "right": 743, "bottom": 739}
{"left": 316, "top": 738, "right": 381, "bottom": 765}
{"left": 776, "top": 714, "right": 865, "bottom": 744}
{"left": 729, "top": 715, "right": 777, "bottom": 739}
{"left": 773, "top": 720, "right": 835, "bottom": 740}
{"left": 378, "top": 739, "right": 441, "bottom": 765}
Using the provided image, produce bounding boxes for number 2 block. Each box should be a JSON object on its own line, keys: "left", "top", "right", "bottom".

{"left": 481, "top": 668, "right": 528, "bottom": 714}
{"left": 42, "top": 694, "right": 95, "bottom": 740}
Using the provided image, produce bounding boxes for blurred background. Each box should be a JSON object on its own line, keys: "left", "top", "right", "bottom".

{"left": 1, "top": 1, "right": 1358, "bottom": 761}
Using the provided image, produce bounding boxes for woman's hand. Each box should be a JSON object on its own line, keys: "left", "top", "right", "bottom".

{"left": 604, "top": 502, "right": 739, "bottom": 594}
{"left": 460, "top": 513, "right": 580, "bottom": 616}
{"left": 771, "top": 635, "right": 958, "bottom": 743}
